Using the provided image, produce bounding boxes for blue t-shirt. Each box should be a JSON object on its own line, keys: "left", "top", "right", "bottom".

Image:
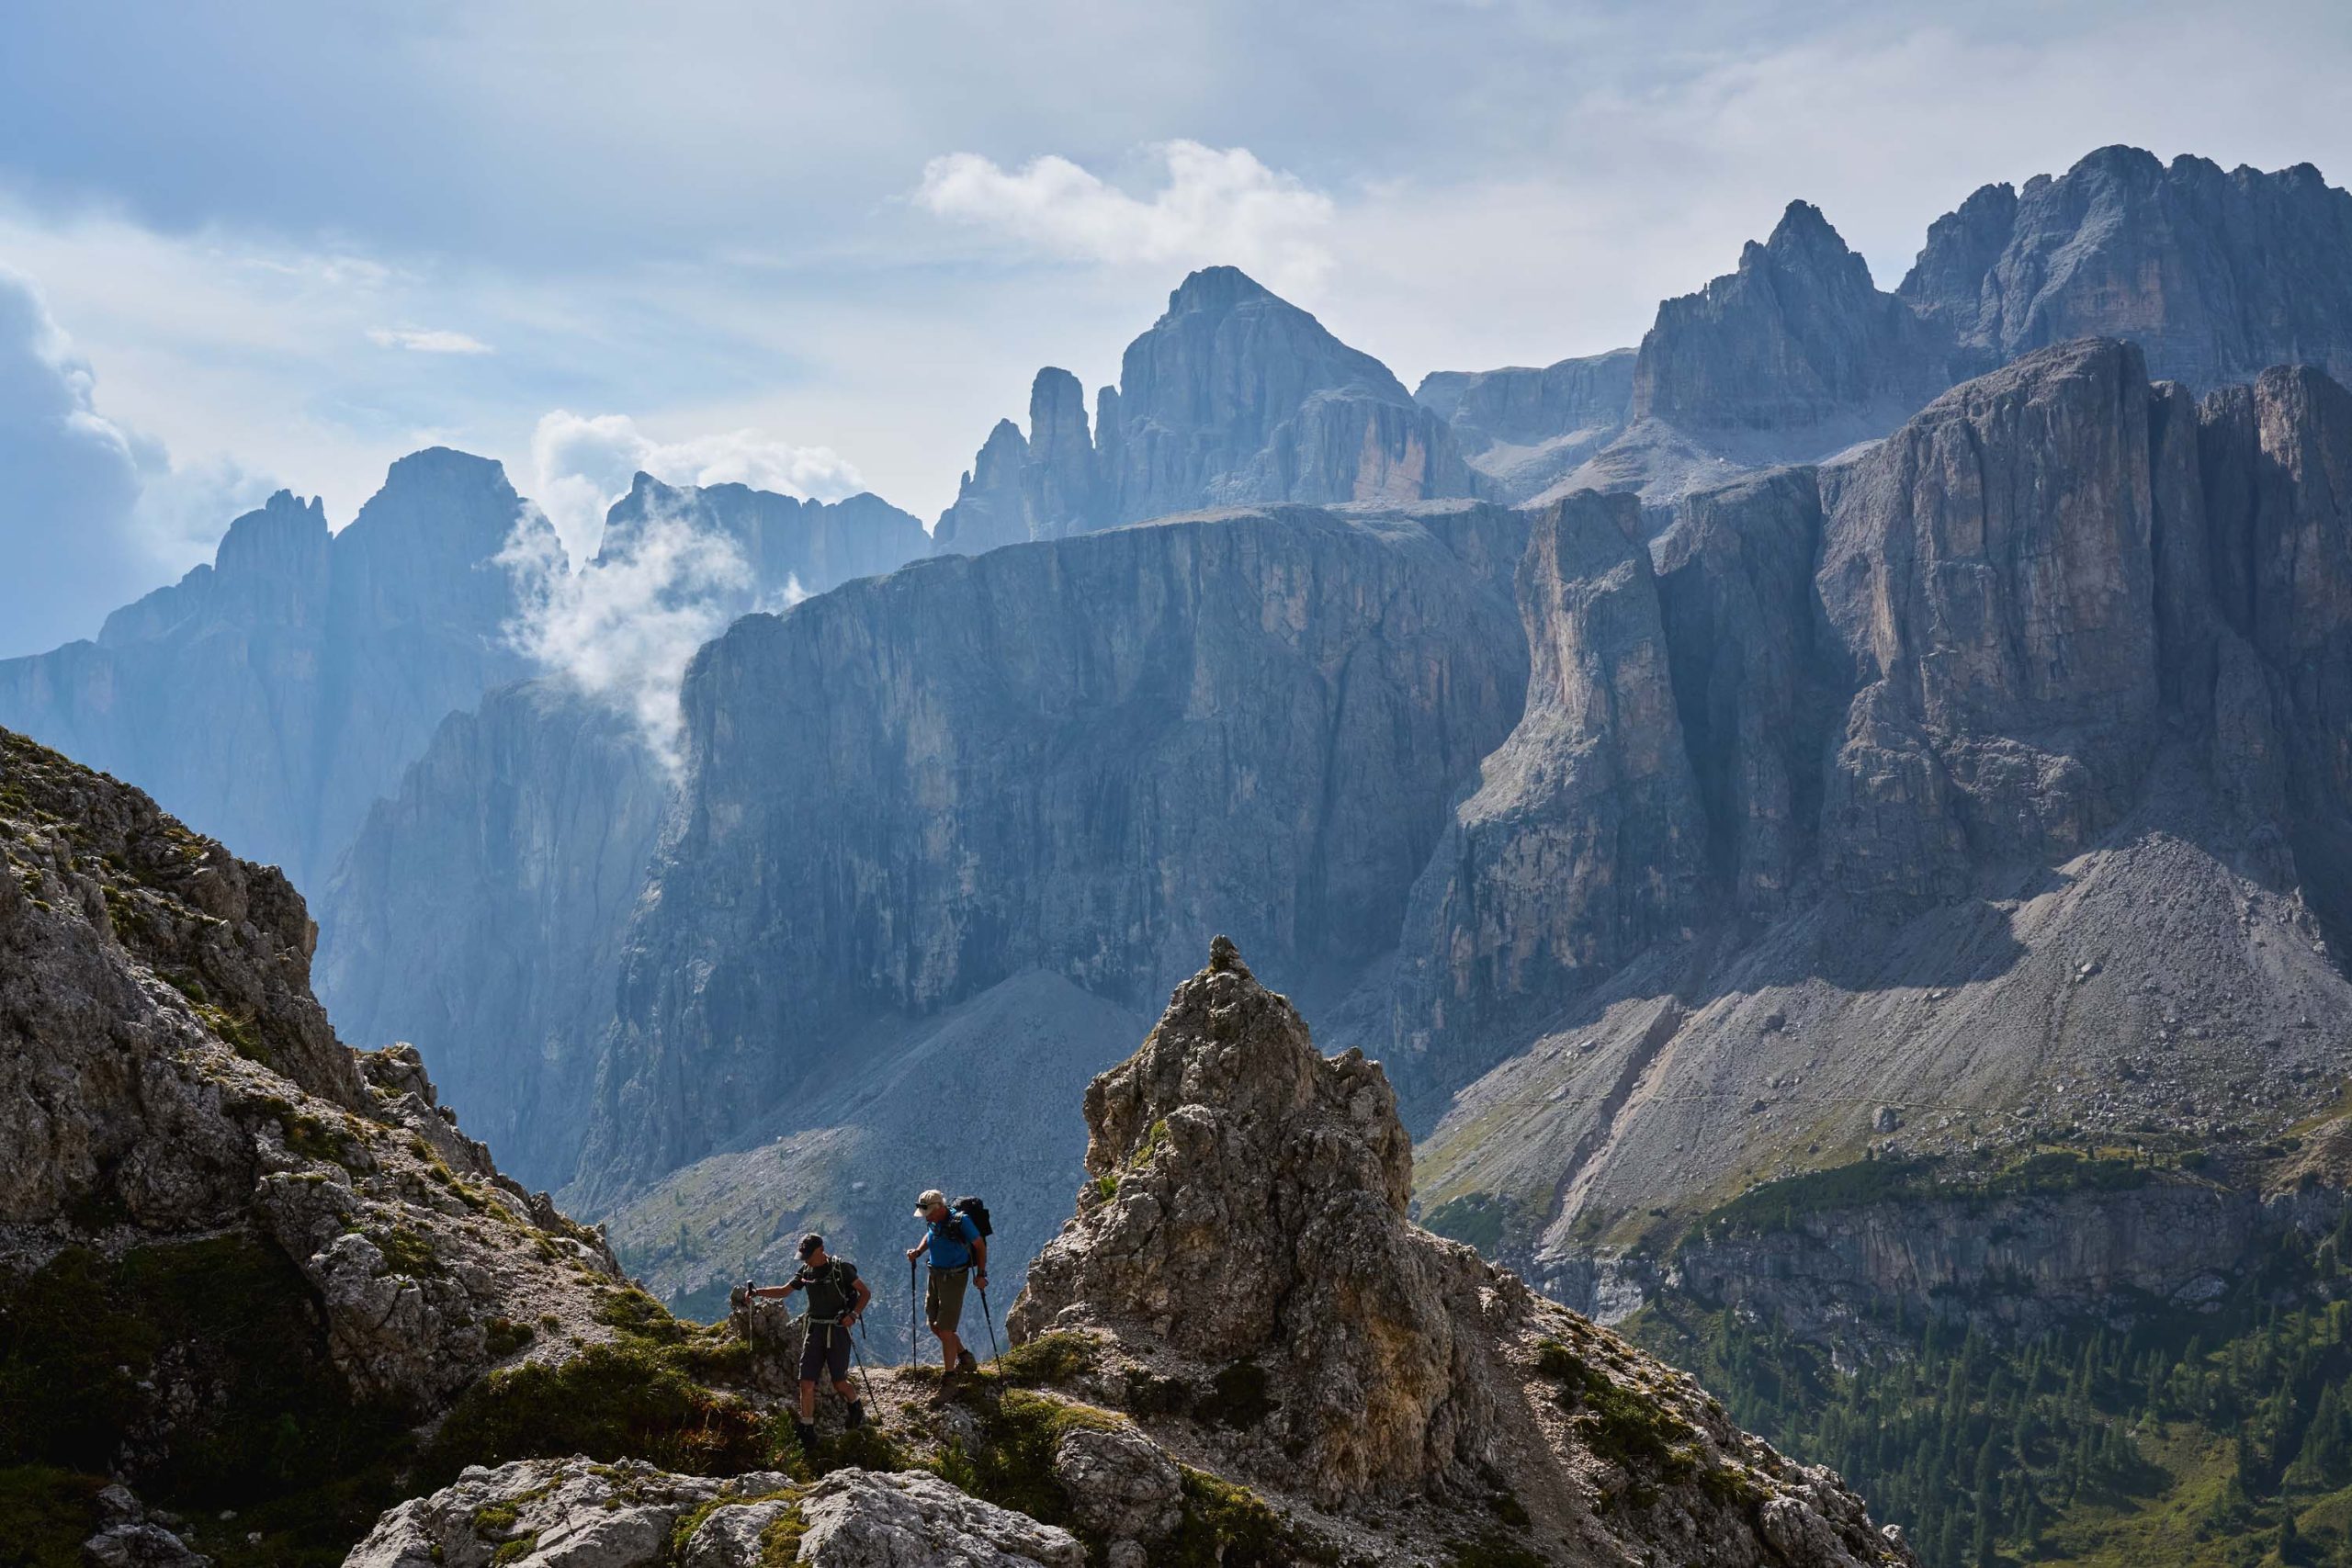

{"left": 920, "top": 1213, "right": 980, "bottom": 1269}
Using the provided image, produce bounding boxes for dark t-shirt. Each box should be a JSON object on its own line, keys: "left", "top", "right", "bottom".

{"left": 794, "top": 1259, "right": 860, "bottom": 1321}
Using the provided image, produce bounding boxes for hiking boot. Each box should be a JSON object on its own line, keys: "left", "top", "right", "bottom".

{"left": 957, "top": 1348, "right": 978, "bottom": 1374}
{"left": 793, "top": 1419, "right": 817, "bottom": 1450}
{"left": 844, "top": 1401, "right": 866, "bottom": 1429}
{"left": 928, "top": 1371, "right": 960, "bottom": 1407}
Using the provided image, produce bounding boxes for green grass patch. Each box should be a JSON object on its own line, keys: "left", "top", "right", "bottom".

{"left": 933, "top": 1387, "right": 1127, "bottom": 1530}
{"left": 0, "top": 1466, "right": 107, "bottom": 1568}
{"left": 0, "top": 1236, "right": 414, "bottom": 1568}
{"left": 420, "top": 1337, "right": 767, "bottom": 1482}
{"left": 1532, "top": 1340, "right": 1697, "bottom": 1481}
{"left": 990, "top": 1331, "right": 1098, "bottom": 1388}
{"left": 1444, "top": 1528, "right": 1549, "bottom": 1568}
{"left": 1160, "top": 1467, "right": 1338, "bottom": 1567}
{"left": 1424, "top": 1192, "right": 1510, "bottom": 1255}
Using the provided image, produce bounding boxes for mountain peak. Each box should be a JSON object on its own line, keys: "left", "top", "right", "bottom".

{"left": 1166, "top": 264, "right": 1278, "bottom": 315}
{"left": 1763, "top": 198, "right": 1862, "bottom": 272}
{"left": 212, "top": 490, "right": 329, "bottom": 577}
{"left": 2069, "top": 142, "right": 2165, "bottom": 182}
{"left": 380, "top": 445, "right": 511, "bottom": 490}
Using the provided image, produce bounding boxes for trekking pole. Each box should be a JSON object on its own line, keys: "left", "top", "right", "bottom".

{"left": 909, "top": 1257, "right": 919, "bottom": 1368}
{"left": 846, "top": 1320, "right": 879, "bottom": 1407}
{"left": 976, "top": 1275, "right": 1001, "bottom": 1368}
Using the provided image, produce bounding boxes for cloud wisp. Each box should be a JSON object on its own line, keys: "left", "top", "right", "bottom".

{"left": 368, "top": 325, "right": 493, "bottom": 354}
{"left": 530, "top": 409, "right": 865, "bottom": 563}
{"left": 915, "top": 140, "right": 1337, "bottom": 297}
{"left": 497, "top": 494, "right": 812, "bottom": 773}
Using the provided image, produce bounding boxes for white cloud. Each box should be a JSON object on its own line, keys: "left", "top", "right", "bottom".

{"left": 497, "top": 496, "right": 807, "bottom": 772}
{"left": 529, "top": 409, "right": 866, "bottom": 562}
{"left": 368, "top": 325, "right": 493, "bottom": 354}
{"left": 0, "top": 266, "right": 277, "bottom": 657}
{"left": 915, "top": 140, "right": 1337, "bottom": 297}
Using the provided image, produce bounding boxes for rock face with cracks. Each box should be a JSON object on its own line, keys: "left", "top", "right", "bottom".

{"left": 1, "top": 725, "right": 620, "bottom": 1491}
{"left": 1011, "top": 936, "right": 1914, "bottom": 1565}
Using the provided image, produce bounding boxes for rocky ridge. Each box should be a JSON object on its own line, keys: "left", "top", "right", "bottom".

{"left": 364, "top": 938, "right": 1914, "bottom": 1568}
{"left": 1899, "top": 145, "right": 2352, "bottom": 390}
{"left": 0, "top": 449, "right": 556, "bottom": 894}
{"left": 0, "top": 725, "right": 628, "bottom": 1559}
{"left": 1425, "top": 146, "right": 2352, "bottom": 513}
{"left": 595, "top": 474, "right": 928, "bottom": 598}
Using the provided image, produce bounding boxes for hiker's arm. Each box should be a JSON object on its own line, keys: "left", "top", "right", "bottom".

{"left": 905, "top": 1235, "right": 926, "bottom": 1263}
{"left": 848, "top": 1277, "right": 872, "bottom": 1323}
{"left": 749, "top": 1280, "right": 800, "bottom": 1301}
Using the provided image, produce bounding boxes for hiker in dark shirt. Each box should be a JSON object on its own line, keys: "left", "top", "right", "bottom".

{"left": 905, "top": 1188, "right": 986, "bottom": 1399}
{"left": 750, "top": 1233, "right": 871, "bottom": 1447}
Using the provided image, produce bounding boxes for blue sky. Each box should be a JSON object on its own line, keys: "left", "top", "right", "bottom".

{"left": 3, "top": 0, "right": 2349, "bottom": 655}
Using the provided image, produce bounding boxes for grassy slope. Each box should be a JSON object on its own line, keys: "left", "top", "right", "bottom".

{"left": 1623, "top": 1150, "right": 2352, "bottom": 1568}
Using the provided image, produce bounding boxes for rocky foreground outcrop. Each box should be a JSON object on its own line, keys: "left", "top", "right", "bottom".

{"left": 0, "top": 726, "right": 623, "bottom": 1556}
{"left": 345, "top": 1459, "right": 1084, "bottom": 1568}
{"left": 1000, "top": 937, "right": 1911, "bottom": 1565}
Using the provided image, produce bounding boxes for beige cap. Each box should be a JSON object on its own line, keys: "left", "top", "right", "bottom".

{"left": 914, "top": 1189, "right": 946, "bottom": 1216}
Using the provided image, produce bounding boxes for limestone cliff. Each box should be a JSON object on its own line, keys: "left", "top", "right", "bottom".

{"left": 315, "top": 679, "right": 671, "bottom": 1190}
{"left": 597, "top": 473, "right": 928, "bottom": 597}
{"left": 1414, "top": 347, "right": 1636, "bottom": 502}
{"left": 1399, "top": 341, "right": 2352, "bottom": 1306}
{"left": 1549, "top": 203, "right": 1956, "bottom": 509}
{"left": 576, "top": 502, "right": 1532, "bottom": 1203}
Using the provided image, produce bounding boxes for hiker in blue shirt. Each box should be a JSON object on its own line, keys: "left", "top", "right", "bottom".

{"left": 905, "top": 1188, "right": 987, "bottom": 1400}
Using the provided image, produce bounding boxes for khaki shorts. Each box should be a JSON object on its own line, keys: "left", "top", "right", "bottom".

{"left": 925, "top": 1266, "right": 970, "bottom": 1334}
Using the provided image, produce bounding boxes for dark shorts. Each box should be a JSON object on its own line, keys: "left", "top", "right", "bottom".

{"left": 925, "top": 1266, "right": 970, "bottom": 1334}
{"left": 798, "top": 1321, "right": 853, "bottom": 1385}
